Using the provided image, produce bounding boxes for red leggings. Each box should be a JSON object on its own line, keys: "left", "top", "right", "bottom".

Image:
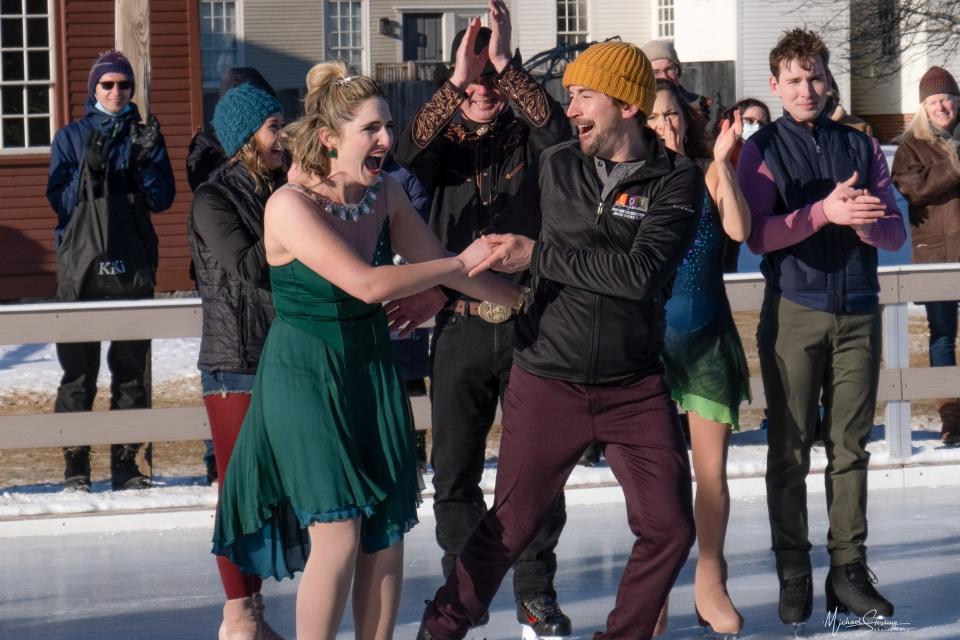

{"left": 206, "top": 393, "right": 264, "bottom": 600}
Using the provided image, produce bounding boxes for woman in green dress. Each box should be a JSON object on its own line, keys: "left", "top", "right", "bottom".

{"left": 212, "top": 62, "right": 520, "bottom": 640}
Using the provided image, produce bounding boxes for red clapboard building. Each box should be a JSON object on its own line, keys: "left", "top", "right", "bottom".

{"left": 0, "top": 0, "right": 203, "bottom": 301}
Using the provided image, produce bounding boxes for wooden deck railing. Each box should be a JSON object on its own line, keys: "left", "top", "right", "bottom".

{"left": 1, "top": 265, "right": 958, "bottom": 462}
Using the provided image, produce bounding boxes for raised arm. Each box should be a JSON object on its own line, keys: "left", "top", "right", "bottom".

{"left": 707, "top": 113, "right": 750, "bottom": 242}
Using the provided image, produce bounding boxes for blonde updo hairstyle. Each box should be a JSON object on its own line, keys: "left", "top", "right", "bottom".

{"left": 285, "top": 61, "right": 385, "bottom": 177}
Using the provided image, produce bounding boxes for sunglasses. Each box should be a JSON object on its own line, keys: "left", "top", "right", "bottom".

{"left": 99, "top": 81, "right": 132, "bottom": 91}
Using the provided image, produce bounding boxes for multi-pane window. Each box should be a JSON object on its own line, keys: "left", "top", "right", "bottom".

{"left": 200, "top": 0, "right": 240, "bottom": 87}
{"left": 0, "top": 0, "right": 52, "bottom": 151}
{"left": 657, "top": 0, "right": 674, "bottom": 38}
{"left": 326, "top": 1, "right": 363, "bottom": 71}
{"left": 556, "top": 0, "right": 588, "bottom": 47}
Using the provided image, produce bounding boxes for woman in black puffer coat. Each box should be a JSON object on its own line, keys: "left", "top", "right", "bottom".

{"left": 187, "top": 82, "right": 287, "bottom": 640}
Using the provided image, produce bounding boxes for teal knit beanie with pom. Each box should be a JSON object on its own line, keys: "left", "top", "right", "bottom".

{"left": 213, "top": 83, "right": 283, "bottom": 156}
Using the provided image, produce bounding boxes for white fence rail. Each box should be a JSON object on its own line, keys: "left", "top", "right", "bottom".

{"left": 2, "top": 265, "right": 958, "bottom": 462}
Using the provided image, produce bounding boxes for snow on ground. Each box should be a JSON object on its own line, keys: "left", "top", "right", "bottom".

{"left": 3, "top": 317, "right": 960, "bottom": 522}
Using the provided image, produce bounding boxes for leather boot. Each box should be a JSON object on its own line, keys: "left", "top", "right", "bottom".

{"left": 939, "top": 401, "right": 960, "bottom": 446}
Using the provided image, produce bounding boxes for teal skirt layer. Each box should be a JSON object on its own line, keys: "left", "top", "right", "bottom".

{"left": 211, "top": 316, "right": 421, "bottom": 580}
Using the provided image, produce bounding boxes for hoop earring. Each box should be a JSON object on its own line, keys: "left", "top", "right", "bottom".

{"left": 327, "top": 148, "right": 338, "bottom": 159}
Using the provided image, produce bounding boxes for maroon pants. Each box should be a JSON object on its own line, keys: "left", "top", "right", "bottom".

{"left": 424, "top": 366, "right": 695, "bottom": 640}
{"left": 205, "top": 393, "right": 263, "bottom": 600}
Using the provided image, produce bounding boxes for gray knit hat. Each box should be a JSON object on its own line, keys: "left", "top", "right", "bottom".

{"left": 213, "top": 83, "right": 283, "bottom": 156}
{"left": 641, "top": 39, "right": 681, "bottom": 69}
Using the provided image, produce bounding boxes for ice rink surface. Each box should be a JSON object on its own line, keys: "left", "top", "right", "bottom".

{"left": 0, "top": 484, "right": 958, "bottom": 639}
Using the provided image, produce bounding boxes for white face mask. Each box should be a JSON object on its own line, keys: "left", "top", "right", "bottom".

{"left": 741, "top": 121, "right": 761, "bottom": 141}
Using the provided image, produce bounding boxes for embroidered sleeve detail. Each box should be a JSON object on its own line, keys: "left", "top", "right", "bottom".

{"left": 496, "top": 62, "right": 549, "bottom": 128}
{"left": 411, "top": 81, "right": 464, "bottom": 149}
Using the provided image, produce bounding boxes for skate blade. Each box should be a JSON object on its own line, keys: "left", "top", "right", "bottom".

{"left": 701, "top": 633, "right": 740, "bottom": 640}
{"left": 789, "top": 622, "right": 805, "bottom": 637}
{"left": 520, "top": 625, "right": 568, "bottom": 640}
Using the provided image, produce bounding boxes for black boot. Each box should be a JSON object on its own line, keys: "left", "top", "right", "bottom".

{"left": 778, "top": 574, "right": 813, "bottom": 625}
{"left": 111, "top": 444, "right": 151, "bottom": 491}
{"left": 517, "top": 596, "right": 572, "bottom": 638}
{"left": 63, "top": 446, "right": 91, "bottom": 492}
{"left": 825, "top": 561, "right": 894, "bottom": 617}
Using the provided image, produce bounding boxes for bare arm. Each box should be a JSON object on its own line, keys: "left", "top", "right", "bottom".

{"left": 708, "top": 114, "right": 750, "bottom": 242}
{"left": 706, "top": 161, "right": 751, "bottom": 242}
{"left": 387, "top": 177, "right": 520, "bottom": 307}
{"left": 265, "top": 188, "right": 481, "bottom": 304}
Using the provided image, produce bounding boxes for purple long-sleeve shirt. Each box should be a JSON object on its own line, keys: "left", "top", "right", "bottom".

{"left": 737, "top": 136, "right": 906, "bottom": 255}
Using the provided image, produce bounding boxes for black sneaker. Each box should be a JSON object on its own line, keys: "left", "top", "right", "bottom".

{"left": 517, "top": 596, "right": 572, "bottom": 638}
{"left": 826, "top": 561, "right": 894, "bottom": 617}
{"left": 111, "top": 445, "right": 151, "bottom": 491}
{"left": 64, "top": 475, "right": 92, "bottom": 492}
{"left": 778, "top": 574, "right": 813, "bottom": 625}
{"left": 63, "top": 446, "right": 91, "bottom": 492}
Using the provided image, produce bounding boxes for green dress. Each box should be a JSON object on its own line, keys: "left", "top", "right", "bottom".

{"left": 211, "top": 202, "right": 421, "bottom": 580}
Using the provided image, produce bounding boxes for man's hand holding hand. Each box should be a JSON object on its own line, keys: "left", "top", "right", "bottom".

{"left": 468, "top": 233, "right": 534, "bottom": 277}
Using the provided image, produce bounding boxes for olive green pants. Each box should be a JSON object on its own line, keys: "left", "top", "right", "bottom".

{"left": 757, "top": 293, "right": 881, "bottom": 580}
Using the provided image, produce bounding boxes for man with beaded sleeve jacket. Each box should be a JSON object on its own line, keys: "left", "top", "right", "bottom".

{"left": 394, "top": 2, "right": 573, "bottom": 636}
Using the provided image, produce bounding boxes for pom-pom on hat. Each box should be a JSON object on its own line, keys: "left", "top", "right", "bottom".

{"left": 213, "top": 83, "right": 284, "bottom": 157}
{"left": 88, "top": 50, "right": 135, "bottom": 97}
{"left": 562, "top": 41, "right": 656, "bottom": 116}
{"left": 919, "top": 66, "right": 960, "bottom": 102}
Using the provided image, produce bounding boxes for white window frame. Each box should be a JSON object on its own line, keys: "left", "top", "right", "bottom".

{"left": 325, "top": 0, "right": 367, "bottom": 73}
{"left": 0, "top": 0, "right": 55, "bottom": 155}
{"left": 199, "top": 0, "right": 244, "bottom": 90}
{"left": 392, "top": 6, "right": 488, "bottom": 66}
{"left": 656, "top": 0, "right": 674, "bottom": 39}
{"left": 556, "top": 0, "right": 589, "bottom": 47}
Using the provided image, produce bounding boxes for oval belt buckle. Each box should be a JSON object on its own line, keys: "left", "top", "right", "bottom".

{"left": 477, "top": 300, "right": 512, "bottom": 324}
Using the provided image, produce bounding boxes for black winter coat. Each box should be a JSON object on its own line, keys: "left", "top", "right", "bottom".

{"left": 514, "top": 132, "right": 703, "bottom": 385}
{"left": 187, "top": 162, "right": 278, "bottom": 373}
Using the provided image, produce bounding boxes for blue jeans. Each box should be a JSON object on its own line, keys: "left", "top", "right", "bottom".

{"left": 200, "top": 370, "right": 257, "bottom": 462}
{"left": 924, "top": 301, "right": 959, "bottom": 368}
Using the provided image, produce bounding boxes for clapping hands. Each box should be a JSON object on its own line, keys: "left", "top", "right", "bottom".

{"left": 822, "top": 171, "right": 887, "bottom": 230}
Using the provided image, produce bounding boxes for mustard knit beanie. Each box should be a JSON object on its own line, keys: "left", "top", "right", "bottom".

{"left": 562, "top": 42, "right": 655, "bottom": 116}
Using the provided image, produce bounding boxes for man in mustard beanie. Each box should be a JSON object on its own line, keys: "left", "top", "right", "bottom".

{"left": 418, "top": 40, "right": 703, "bottom": 640}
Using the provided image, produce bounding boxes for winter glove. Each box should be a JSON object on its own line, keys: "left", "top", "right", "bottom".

{"left": 84, "top": 130, "right": 108, "bottom": 175}
{"left": 130, "top": 114, "right": 163, "bottom": 168}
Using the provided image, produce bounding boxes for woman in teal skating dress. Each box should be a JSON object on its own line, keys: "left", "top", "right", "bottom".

{"left": 647, "top": 79, "right": 752, "bottom": 637}
{"left": 211, "top": 62, "right": 520, "bottom": 640}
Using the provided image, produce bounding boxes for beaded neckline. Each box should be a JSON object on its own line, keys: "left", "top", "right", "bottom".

{"left": 285, "top": 178, "right": 382, "bottom": 222}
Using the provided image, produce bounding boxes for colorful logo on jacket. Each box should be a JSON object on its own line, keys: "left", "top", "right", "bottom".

{"left": 610, "top": 192, "right": 649, "bottom": 221}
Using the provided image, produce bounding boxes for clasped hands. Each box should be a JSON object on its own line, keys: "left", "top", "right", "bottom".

{"left": 458, "top": 233, "right": 534, "bottom": 278}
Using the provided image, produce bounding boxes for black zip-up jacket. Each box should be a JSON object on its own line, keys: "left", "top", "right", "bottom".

{"left": 395, "top": 61, "right": 571, "bottom": 294}
{"left": 514, "top": 131, "right": 704, "bottom": 385}
{"left": 187, "top": 162, "right": 279, "bottom": 373}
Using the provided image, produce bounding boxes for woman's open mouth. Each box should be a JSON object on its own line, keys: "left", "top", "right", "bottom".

{"left": 363, "top": 151, "right": 385, "bottom": 175}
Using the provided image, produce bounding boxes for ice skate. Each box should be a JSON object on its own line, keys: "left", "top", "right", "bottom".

{"left": 517, "top": 596, "right": 572, "bottom": 639}
{"left": 778, "top": 574, "right": 812, "bottom": 636}
{"left": 825, "top": 561, "right": 894, "bottom": 618}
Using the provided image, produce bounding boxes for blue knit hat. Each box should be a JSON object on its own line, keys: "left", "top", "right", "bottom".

{"left": 213, "top": 83, "right": 284, "bottom": 156}
{"left": 88, "top": 50, "right": 135, "bottom": 97}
